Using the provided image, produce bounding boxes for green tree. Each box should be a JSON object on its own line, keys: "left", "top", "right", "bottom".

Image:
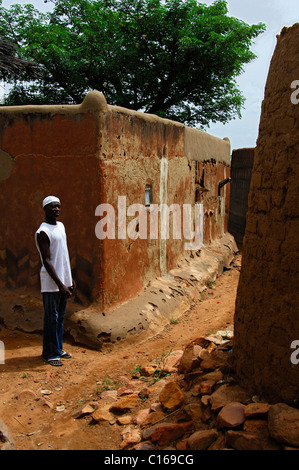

{"left": 0, "top": 0, "right": 265, "bottom": 127}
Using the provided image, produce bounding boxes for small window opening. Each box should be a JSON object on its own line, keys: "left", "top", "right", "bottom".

{"left": 145, "top": 185, "right": 152, "bottom": 206}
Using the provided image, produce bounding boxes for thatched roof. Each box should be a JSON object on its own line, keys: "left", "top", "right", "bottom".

{"left": 0, "top": 40, "right": 40, "bottom": 77}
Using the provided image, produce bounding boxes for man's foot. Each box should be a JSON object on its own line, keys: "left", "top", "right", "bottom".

{"left": 60, "top": 351, "right": 72, "bottom": 359}
{"left": 43, "top": 358, "right": 64, "bottom": 367}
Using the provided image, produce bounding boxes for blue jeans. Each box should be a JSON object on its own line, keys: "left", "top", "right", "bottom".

{"left": 42, "top": 292, "right": 67, "bottom": 361}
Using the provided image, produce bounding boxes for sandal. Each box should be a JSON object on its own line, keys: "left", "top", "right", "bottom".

{"left": 60, "top": 351, "right": 72, "bottom": 359}
{"left": 43, "top": 358, "right": 64, "bottom": 367}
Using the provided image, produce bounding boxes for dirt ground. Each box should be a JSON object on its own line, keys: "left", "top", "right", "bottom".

{"left": 0, "top": 254, "right": 241, "bottom": 451}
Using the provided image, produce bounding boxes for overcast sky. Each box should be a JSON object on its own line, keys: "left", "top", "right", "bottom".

{"left": 1, "top": 0, "right": 298, "bottom": 151}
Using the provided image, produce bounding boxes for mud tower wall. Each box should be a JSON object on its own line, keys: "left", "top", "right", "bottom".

{"left": 233, "top": 24, "right": 299, "bottom": 403}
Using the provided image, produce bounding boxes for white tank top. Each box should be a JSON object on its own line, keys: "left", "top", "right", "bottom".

{"left": 35, "top": 221, "right": 72, "bottom": 293}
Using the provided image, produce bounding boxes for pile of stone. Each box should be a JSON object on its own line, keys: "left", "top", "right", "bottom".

{"left": 73, "top": 329, "right": 299, "bottom": 450}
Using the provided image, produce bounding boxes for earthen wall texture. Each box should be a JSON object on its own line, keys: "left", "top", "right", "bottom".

{"left": 97, "top": 108, "right": 231, "bottom": 312}
{"left": 0, "top": 92, "right": 231, "bottom": 313}
{"left": 233, "top": 24, "right": 299, "bottom": 403}
{"left": 0, "top": 110, "right": 103, "bottom": 304}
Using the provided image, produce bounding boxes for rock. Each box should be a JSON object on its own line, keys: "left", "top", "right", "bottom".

{"left": 120, "top": 425, "right": 142, "bottom": 449}
{"left": 177, "top": 344, "right": 202, "bottom": 373}
{"left": 100, "top": 390, "right": 118, "bottom": 403}
{"left": 198, "top": 349, "right": 216, "bottom": 370}
{"left": 242, "top": 418, "right": 281, "bottom": 449}
{"left": 244, "top": 402, "right": 271, "bottom": 418}
{"left": 0, "top": 419, "right": 16, "bottom": 450}
{"left": 191, "top": 383, "right": 202, "bottom": 397}
{"left": 225, "top": 430, "right": 264, "bottom": 450}
{"left": 211, "top": 349, "right": 231, "bottom": 368}
{"left": 109, "top": 394, "right": 140, "bottom": 414}
{"left": 199, "top": 379, "right": 215, "bottom": 395}
{"left": 201, "top": 395, "right": 211, "bottom": 407}
{"left": 132, "top": 441, "right": 154, "bottom": 450}
{"left": 246, "top": 423, "right": 282, "bottom": 450}
{"left": 209, "top": 384, "right": 250, "bottom": 411}
{"left": 162, "top": 350, "right": 184, "bottom": 373}
{"left": 118, "top": 376, "right": 134, "bottom": 386}
{"left": 216, "top": 329, "right": 234, "bottom": 340}
{"left": 186, "top": 429, "right": 218, "bottom": 450}
{"left": 208, "top": 434, "right": 227, "bottom": 450}
{"left": 150, "top": 402, "right": 163, "bottom": 413}
{"left": 159, "top": 381, "right": 185, "bottom": 411}
{"left": 183, "top": 403, "right": 203, "bottom": 422}
{"left": 205, "top": 333, "right": 224, "bottom": 345}
{"left": 243, "top": 419, "right": 269, "bottom": 435}
{"left": 198, "top": 348, "right": 210, "bottom": 361}
{"left": 176, "top": 439, "right": 188, "bottom": 450}
{"left": 138, "top": 387, "right": 150, "bottom": 399}
{"left": 143, "top": 421, "right": 194, "bottom": 446}
{"left": 268, "top": 403, "right": 299, "bottom": 447}
{"left": 72, "top": 404, "right": 97, "bottom": 419}
{"left": 150, "top": 379, "right": 168, "bottom": 395}
{"left": 143, "top": 411, "right": 166, "bottom": 426}
{"left": 117, "top": 386, "right": 136, "bottom": 396}
{"left": 202, "top": 370, "right": 223, "bottom": 382}
{"left": 133, "top": 408, "right": 151, "bottom": 426}
{"left": 117, "top": 415, "right": 133, "bottom": 425}
{"left": 216, "top": 402, "right": 246, "bottom": 429}
{"left": 140, "top": 366, "right": 155, "bottom": 377}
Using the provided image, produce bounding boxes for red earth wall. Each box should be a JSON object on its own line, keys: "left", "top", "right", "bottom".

{"left": 0, "top": 92, "right": 231, "bottom": 313}
{"left": 233, "top": 24, "right": 299, "bottom": 403}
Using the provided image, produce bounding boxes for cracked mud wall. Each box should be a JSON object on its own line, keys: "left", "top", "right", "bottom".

{"left": 233, "top": 24, "right": 299, "bottom": 403}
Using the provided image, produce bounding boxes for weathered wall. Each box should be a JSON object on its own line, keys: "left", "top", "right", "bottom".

{"left": 0, "top": 94, "right": 106, "bottom": 303}
{"left": 0, "top": 91, "right": 231, "bottom": 313}
{"left": 97, "top": 105, "right": 231, "bottom": 311}
{"left": 233, "top": 24, "right": 299, "bottom": 403}
{"left": 228, "top": 147, "right": 255, "bottom": 247}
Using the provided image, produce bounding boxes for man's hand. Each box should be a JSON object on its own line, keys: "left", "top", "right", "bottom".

{"left": 71, "top": 279, "right": 76, "bottom": 293}
{"left": 59, "top": 284, "right": 73, "bottom": 298}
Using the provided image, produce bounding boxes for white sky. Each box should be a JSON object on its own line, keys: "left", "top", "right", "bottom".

{"left": 1, "top": 0, "right": 299, "bottom": 150}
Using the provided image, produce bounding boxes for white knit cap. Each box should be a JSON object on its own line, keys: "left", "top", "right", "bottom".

{"left": 42, "top": 196, "right": 61, "bottom": 208}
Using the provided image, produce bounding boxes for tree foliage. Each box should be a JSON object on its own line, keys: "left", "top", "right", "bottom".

{"left": 0, "top": 0, "right": 265, "bottom": 127}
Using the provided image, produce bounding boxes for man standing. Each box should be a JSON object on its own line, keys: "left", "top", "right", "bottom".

{"left": 35, "top": 196, "right": 75, "bottom": 366}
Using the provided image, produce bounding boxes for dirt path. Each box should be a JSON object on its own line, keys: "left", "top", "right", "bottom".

{"left": 0, "top": 254, "right": 241, "bottom": 450}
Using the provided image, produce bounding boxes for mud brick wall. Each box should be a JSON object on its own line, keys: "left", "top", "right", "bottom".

{"left": 0, "top": 92, "right": 231, "bottom": 313}
{"left": 0, "top": 95, "right": 104, "bottom": 303}
{"left": 233, "top": 24, "right": 299, "bottom": 403}
{"left": 96, "top": 108, "right": 231, "bottom": 312}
